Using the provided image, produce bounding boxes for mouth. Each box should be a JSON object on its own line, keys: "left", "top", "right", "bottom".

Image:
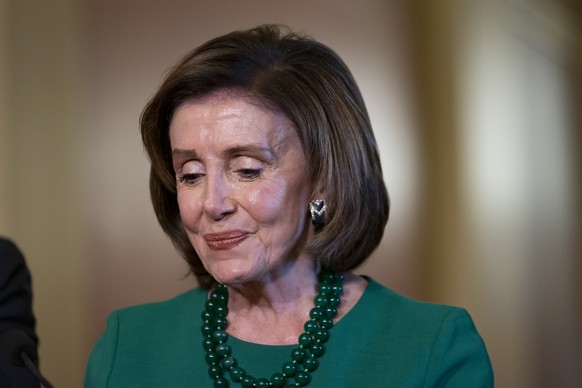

{"left": 203, "top": 231, "right": 250, "bottom": 251}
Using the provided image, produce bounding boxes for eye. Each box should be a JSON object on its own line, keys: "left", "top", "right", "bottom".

{"left": 177, "top": 173, "right": 204, "bottom": 186}
{"left": 176, "top": 159, "right": 204, "bottom": 186}
{"left": 236, "top": 168, "right": 263, "bottom": 181}
{"left": 230, "top": 155, "right": 265, "bottom": 181}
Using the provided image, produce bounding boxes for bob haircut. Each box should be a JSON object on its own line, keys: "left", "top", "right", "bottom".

{"left": 141, "top": 24, "right": 389, "bottom": 289}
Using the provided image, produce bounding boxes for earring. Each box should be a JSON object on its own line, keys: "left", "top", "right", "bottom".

{"left": 309, "top": 199, "right": 326, "bottom": 227}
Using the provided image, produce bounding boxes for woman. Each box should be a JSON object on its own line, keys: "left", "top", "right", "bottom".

{"left": 85, "top": 25, "right": 493, "bottom": 387}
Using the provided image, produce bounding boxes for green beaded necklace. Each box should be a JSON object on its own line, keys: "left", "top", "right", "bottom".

{"left": 201, "top": 269, "right": 344, "bottom": 387}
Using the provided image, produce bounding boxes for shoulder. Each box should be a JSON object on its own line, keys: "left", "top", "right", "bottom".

{"left": 359, "top": 277, "right": 464, "bottom": 328}
{"left": 359, "top": 277, "right": 487, "bottom": 350}
{"left": 113, "top": 287, "right": 206, "bottom": 323}
{"left": 0, "top": 237, "right": 36, "bottom": 339}
{"left": 98, "top": 287, "right": 206, "bottom": 345}
{"left": 347, "top": 277, "right": 494, "bottom": 386}
{"left": 104, "top": 288, "right": 207, "bottom": 349}
{"left": 85, "top": 288, "right": 208, "bottom": 387}
{"left": 0, "top": 238, "right": 26, "bottom": 281}
{"left": 0, "top": 237, "right": 18, "bottom": 255}
{"left": 100, "top": 287, "right": 210, "bottom": 346}
{"left": 0, "top": 239, "right": 38, "bottom": 388}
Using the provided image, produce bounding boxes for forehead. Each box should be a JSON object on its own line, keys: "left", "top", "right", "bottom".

{"left": 169, "top": 92, "right": 297, "bottom": 148}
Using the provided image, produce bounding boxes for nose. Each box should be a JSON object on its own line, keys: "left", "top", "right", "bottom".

{"left": 202, "top": 174, "right": 236, "bottom": 220}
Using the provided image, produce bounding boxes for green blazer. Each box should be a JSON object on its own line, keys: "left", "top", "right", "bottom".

{"left": 85, "top": 278, "right": 493, "bottom": 387}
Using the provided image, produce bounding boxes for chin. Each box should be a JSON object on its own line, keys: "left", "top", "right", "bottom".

{"left": 207, "top": 262, "right": 260, "bottom": 286}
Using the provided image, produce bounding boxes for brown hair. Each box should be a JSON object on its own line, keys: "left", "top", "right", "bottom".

{"left": 141, "top": 24, "right": 389, "bottom": 289}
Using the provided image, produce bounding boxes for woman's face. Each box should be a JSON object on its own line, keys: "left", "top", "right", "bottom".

{"left": 170, "top": 93, "right": 313, "bottom": 285}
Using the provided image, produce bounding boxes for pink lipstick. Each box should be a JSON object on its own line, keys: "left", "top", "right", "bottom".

{"left": 203, "top": 231, "right": 249, "bottom": 250}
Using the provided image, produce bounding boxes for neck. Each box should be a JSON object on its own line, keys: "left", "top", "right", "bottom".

{"left": 223, "top": 260, "right": 319, "bottom": 344}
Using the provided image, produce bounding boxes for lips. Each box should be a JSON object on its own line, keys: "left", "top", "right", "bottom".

{"left": 203, "top": 231, "right": 250, "bottom": 250}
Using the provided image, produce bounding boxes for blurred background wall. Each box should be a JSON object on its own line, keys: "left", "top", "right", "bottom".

{"left": 0, "top": 0, "right": 580, "bottom": 386}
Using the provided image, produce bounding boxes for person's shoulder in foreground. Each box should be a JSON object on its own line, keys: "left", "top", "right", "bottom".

{"left": 0, "top": 238, "right": 37, "bottom": 340}
{"left": 85, "top": 278, "right": 493, "bottom": 387}
{"left": 0, "top": 237, "right": 39, "bottom": 388}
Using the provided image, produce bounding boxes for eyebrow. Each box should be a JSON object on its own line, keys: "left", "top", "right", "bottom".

{"left": 222, "top": 145, "right": 276, "bottom": 161}
{"left": 172, "top": 148, "right": 199, "bottom": 160}
{"left": 171, "top": 144, "right": 278, "bottom": 166}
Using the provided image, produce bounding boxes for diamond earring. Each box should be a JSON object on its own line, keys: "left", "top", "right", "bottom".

{"left": 309, "top": 199, "right": 326, "bottom": 227}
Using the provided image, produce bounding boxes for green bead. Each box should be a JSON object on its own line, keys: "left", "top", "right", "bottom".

{"left": 257, "top": 377, "right": 270, "bottom": 387}
{"left": 206, "top": 351, "right": 219, "bottom": 365}
{"left": 202, "top": 323, "right": 214, "bottom": 336}
{"left": 320, "top": 318, "right": 333, "bottom": 330}
{"left": 282, "top": 361, "right": 296, "bottom": 377}
{"left": 215, "top": 343, "right": 231, "bottom": 358}
{"left": 309, "top": 307, "right": 324, "bottom": 320}
{"left": 291, "top": 348, "right": 306, "bottom": 362}
{"left": 211, "top": 290, "right": 227, "bottom": 304}
{"left": 208, "top": 364, "right": 223, "bottom": 378}
{"left": 205, "top": 299, "right": 217, "bottom": 311}
{"left": 214, "top": 305, "right": 228, "bottom": 317}
{"left": 310, "top": 343, "right": 325, "bottom": 357}
{"left": 214, "top": 377, "right": 230, "bottom": 388}
{"left": 318, "top": 283, "right": 332, "bottom": 296}
{"left": 295, "top": 370, "right": 312, "bottom": 386}
{"left": 214, "top": 284, "right": 228, "bottom": 296}
{"left": 314, "top": 295, "right": 328, "bottom": 307}
{"left": 298, "top": 332, "right": 313, "bottom": 347}
{"left": 328, "top": 296, "right": 340, "bottom": 307}
{"left": 229, "top": 366, "right": 245, "bottom": 382}
{"left": 324, "top": 307, "right": 337, "bottom": 318}
{"left": 221, "top": 356, "right": 236, "bottom": 370}
{"left": 241, "top": 375, "right": 256, "bottom": 388}
{"left": 314, "top": 328, "right": 329, "bottom": 343}
{"left": 320, "top": 271, "right": 335, "bottom": 283}
{"left": 212, "top": 329, "right": 228, "bottom": 344}
{"left": 304, "top": 320, "right": 318, "bottom": 333}
{"left": 203, "top": 338, "right": 215, "bottom": 351}
{"left": 331, "top": 284, "right": 343, "bottom": 295}
{"left": 304, "top": 356, "right": 319, "bottom": 372}
{"left": 202, "top": 310, "right": 214, "bottom": 322}
{"left": 270, "top": 372, "right": 286, "bottom": 387}
{"left": 213, "top": 316, "right": 227, "bottom": 329}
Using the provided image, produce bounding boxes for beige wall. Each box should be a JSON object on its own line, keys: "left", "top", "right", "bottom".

{"left": 457, "top": 2, "right": 581, "bottom": 386}
{"left": 1, "top": 0, "right": 580, "bottom": 387}
{"left": 1, "top": 1, "right": 88, "bottom": 387}
{"left": 410, "top": 1, "right": 581, "bottom": 386}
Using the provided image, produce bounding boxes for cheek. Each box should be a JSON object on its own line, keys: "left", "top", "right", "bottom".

{"left": 242, "top": 187, "right": 283, "bottom": 222}
{"left": 243, "top": 180, "right": 306, "bottom": 224}
{"left": 177, "top": 191, "right": 202, "bottom": 227}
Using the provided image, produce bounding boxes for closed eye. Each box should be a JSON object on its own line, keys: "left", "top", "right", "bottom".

{"left": 237, "top": 168, "right": 262, "bottom": 181}
{"left": 177, "top": 173, "right": 204, "bottom": 185}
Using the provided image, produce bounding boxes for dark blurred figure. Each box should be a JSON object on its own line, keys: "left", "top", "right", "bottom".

{"left": 0, "top": 237, "right": 39, "bottom": 387}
